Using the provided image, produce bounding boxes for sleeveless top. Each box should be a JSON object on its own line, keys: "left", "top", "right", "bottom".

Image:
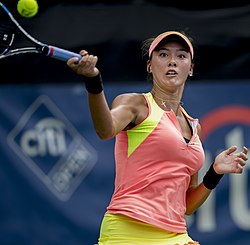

{"left": 106, "top": 92, "right": 205, "bottom": 233}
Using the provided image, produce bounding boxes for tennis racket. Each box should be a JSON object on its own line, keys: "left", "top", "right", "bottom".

{"left": 0, "top": 2, "right": 82, "bottom": 62}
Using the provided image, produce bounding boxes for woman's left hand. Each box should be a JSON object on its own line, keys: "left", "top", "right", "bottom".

{"left": 213, "top": 146, "right": 248, "bottom": 174}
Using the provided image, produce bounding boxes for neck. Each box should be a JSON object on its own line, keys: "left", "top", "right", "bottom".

{"left": 151, "top": 89, "right": 183, "bottom": 114}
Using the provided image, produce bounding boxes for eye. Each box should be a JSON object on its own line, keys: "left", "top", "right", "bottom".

{"left": 178, "top": 51, "right": 189, "bottom": 59}
{"left": 178, "top": 54, "right": 186, "bottom": 59}
{"left": 159, "top": 52, "right": 168, "bottom": 57}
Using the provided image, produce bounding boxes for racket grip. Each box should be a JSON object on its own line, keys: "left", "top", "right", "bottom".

{"left": 46, "top": 46, "right": 82, "bottom": 62}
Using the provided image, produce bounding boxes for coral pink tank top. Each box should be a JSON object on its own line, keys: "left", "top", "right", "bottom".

{"left": 106, "top": 92, "right": 205, "bottom": 233}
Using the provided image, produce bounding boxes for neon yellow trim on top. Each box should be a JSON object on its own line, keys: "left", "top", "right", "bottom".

{"left": 127, "top": 92, "right": 164, "bottom": 157}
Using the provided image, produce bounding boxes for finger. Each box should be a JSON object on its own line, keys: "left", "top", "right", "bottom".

{"left": 236, "top": 163, "right": 244, "bottom": 174}
{"left": 235, "top": 157, "right": 247, "bottom": 167}
{"left": 67, "top": 57, "right": 79, "bottom": 66}
{"left": 79, "top": 54, "right": 93, "bottom": 63}
{"left": 80, "top": 50, "right": 88, "bottom": 56}
{"left": 225, "top": 145, "right": 237, "bottom": 155}
{"left": 86, "top": 55, "right": 97, "bottom": 64}
{"left": 242, "top": 146, "right": 248, "bottom": 154}
{"left": 237, "top": 152, "right": 248, "bottom": 161}
{"left": 89, "top": 56, "right": 98, "bottom": 68}
{"left": 80, "top": 55, "right": 97, "bottom": 69}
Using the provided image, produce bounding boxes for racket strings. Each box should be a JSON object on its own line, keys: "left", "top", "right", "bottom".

{"left": 0, "top": 9, "right": 17, "bottom": 53}
{"left": 0, "top": 24, "right": 15, "bottom": 54}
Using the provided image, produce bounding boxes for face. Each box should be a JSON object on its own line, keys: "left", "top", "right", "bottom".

{"left": 147, "top": 41, "right": 193, "bottom": 90}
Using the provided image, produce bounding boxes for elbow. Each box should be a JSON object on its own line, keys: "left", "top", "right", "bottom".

{"left": 94, "top": 124, "right": 117, "bottom": 140}
{"left": 185, "top": 209, "right": 195, "bottom": 216}
{"left": 97, "top": 133, "right": 112, "bottom": 140}
{"left": 185, "top": 203, "right": 197, "bottom": 216}
{"left": 96, "top": 130, "right": 115, "bottom": 140}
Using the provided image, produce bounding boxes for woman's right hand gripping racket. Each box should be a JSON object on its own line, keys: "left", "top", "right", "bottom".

{"left": 0, "top": 2, "right": 82, "bottom": 62}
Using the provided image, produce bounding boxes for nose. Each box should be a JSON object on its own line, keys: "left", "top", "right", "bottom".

{"left": 168, "top": 61, "right": 176, "bottom": 67}
{"left": 168, "top": 56, "right": 177, "bottom": 67}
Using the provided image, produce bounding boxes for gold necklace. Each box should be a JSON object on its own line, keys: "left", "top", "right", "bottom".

{"left": 152, "top": 93, "right": 184, "bottom": 108}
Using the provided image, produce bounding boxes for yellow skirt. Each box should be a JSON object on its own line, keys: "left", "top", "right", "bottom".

{"left": 97, "top": 214, "right": 199, "bottom": 245}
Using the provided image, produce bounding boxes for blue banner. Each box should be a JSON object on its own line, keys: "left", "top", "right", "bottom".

{"left": 0, "top": 81, "right": 249, "bottom": 245}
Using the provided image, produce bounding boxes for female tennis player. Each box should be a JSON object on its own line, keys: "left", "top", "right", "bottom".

{"left": 67, "top": 31, "right": 248, "bottom": 245}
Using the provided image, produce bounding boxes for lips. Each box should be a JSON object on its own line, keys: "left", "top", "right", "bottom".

{"left": 166, "top": 70, "right": 177, "bottom": 76}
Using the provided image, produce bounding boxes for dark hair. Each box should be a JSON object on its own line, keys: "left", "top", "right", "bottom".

{"left": 140, "top": 31, "right": 196, "bottom": 82}
{"left": 141, "top": 31, "right": 195, "bottom": 62}
{"left": 141, "top": 37, "right": 154, "bottom": 60}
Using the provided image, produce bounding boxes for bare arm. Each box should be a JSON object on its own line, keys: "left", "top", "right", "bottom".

{"left": 185, "top": 173, "right": 211, "bottom": 215}
{"left": 185, "top": 124, "right": 211, "bottom": 214}
{"left": 88, "top": 92, "right": 140, "bottom": 139}
{"left": 185, "top": 124, "right": 248, "bottom": 215}
{"left": 67, "top": 50, "right": 141, "bottom": 140}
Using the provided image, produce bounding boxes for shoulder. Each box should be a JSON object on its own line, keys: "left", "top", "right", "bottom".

{"left": 112, "top": 93, "right": 146, "bottom": 108}
{"left": 112, "top": 93, "right": 149, "bottom": 128}
{"left": 113, "top": 92, "right": 145, "bottom": 102}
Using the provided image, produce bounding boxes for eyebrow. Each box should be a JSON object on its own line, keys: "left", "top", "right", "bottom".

{"left": 158, "top": 47, "right": 189, "bottom": 53}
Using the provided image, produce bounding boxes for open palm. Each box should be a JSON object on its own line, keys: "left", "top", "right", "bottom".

{"left": 213, "top": 146, "right": 248, "bottom": 174}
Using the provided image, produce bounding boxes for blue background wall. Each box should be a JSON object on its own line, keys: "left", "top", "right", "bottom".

{"left": 0, "top": 0, "right": 250, "bottom": 244}
{"left": 0, "top": 81, "right": 249, "bottom": 245}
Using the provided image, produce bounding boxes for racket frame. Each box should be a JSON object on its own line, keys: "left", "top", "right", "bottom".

{"left": 0, "top": 2, "right": 82, "bottom": 61}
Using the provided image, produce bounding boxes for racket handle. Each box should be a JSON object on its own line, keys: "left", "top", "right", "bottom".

{"left": 46, "top": 46, "right": 82, "bottom": 62}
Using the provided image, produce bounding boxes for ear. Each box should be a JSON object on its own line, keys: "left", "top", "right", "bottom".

{"left": 189, "top": 64, "right": 194, "bottom": 77}
{"left": 147, "top": 60, "right": 151, "bottom": 73}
